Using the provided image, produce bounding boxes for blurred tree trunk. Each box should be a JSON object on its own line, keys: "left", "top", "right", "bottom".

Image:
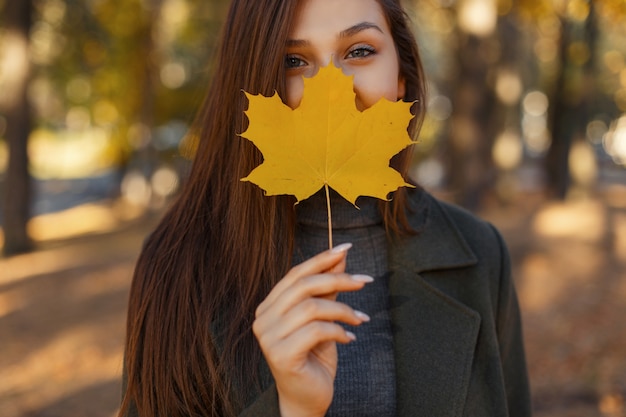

{"left": 546, "top": 4, "right": 598, "bottom": 199}
{"left": 114, "top": 0, "right": 163, "bottom": 193}
{"left": 440, "top": 0, "right": 525, "bottom": 210}
{"left": 137, "top": 0, "right": 163, "bottom": 179}
{"left": 445, "top": 33, "right": 498, "bottom": 210}
{"left": 1, "top": 0, "right": 33, "bottom": 256}
{"left": 546, "top": 17, "right": 572, "bottom": 200}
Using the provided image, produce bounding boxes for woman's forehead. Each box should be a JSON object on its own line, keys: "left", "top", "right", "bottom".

{"left": 290, "top": 0, "right": 388, "bottom": 38}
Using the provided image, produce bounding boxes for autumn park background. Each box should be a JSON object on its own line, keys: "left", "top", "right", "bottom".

{"left": 1, "top": 0, "right": 625, "bottom": 415}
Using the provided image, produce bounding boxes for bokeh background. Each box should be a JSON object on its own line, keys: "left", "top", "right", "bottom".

{"left": 1, "top": 0, "right": 625, "bottom": 416}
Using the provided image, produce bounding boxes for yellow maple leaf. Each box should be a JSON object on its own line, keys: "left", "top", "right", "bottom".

{"left": 240, "top": 63, "right": 415, "bottom": 206}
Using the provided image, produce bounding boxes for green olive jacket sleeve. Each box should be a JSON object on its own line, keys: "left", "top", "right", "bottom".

{"left": 241, "top": 191, "right": 531, "bottom": 417}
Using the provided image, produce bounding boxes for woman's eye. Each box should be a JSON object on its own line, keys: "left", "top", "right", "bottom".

{"left": 346, "top": 46, "right": 375, "bottom": 59}
{"left": 285, "top": 55, "right": 306, "bottom": 69}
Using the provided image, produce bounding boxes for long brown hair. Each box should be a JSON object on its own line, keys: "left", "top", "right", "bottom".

{"left": 120, "top": 0, "right": 426, "bottom": 416}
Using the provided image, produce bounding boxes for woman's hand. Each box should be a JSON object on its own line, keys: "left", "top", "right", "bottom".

{"left": 252, "top": 243, "right": 372, "bottom": 417}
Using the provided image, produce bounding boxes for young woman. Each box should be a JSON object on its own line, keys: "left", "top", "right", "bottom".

{"left": 120, "top": 0, "right": 531, "bottom": 416}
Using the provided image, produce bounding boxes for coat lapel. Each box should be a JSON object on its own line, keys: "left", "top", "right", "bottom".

{"left": 389, "top": 190, "right": 481, "bottom": 417}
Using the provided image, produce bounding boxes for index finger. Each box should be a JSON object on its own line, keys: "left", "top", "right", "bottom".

{"left": 257, "top": 243, "right": 352, "bottom": 314}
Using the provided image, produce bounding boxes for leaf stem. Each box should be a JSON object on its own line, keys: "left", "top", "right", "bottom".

{"left": 324, "top": 183, "right": 333, "bottom": 250}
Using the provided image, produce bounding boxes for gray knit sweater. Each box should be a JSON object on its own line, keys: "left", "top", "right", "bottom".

{"left": 293, "top": 189, "right": 396, "bottom": 417}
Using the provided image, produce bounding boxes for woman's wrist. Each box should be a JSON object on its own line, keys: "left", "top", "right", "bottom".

{"left": 278, "top": 398, "right": 327, "bottom": 417}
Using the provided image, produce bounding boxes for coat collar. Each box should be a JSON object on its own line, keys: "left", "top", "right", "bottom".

{"left": 388, "top": 189, "right": 481, "bottom": 417}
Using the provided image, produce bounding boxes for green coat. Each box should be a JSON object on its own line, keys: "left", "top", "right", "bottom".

{"left": 241, "top": 191, "right": 532, "bottom": 416}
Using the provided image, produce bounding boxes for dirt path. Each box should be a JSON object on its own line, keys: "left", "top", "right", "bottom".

{"left": 481, "top": 192, "right": 626, "bottom": 417}
{"left": 1, "top": 193, "right": 625, "bottom": 417}
{"left": 1, "top": 213, "right": 159, "bottom": 417}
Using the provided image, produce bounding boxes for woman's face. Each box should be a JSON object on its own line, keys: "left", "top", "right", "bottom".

{"left": 285, "top": 0, "right": 405, "bottom": 110}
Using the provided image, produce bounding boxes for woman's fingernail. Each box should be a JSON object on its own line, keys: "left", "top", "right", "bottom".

{"left": 351, "top": 274, "right": 374, "bottom": 283}
{"left": 331, "top": 242, "right": 352, "bottom": 254}
{"left": 346, "top": 331, "right": 356, "bottom": 341}
{"left": 355, "top": 310, "right": 370, "bottom": 322}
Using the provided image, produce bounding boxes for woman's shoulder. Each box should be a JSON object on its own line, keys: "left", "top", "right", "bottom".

{"left": 408, "top": 188, "right": 505, "bottom": 247}
{"left": 396, "top": 187, "right": 509, "bottom": 275}
{"left": 431, "top": 194, "right": 505, "bottom": 251}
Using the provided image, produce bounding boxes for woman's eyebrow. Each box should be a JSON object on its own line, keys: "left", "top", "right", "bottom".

{"left": 285, "top": 21, "right": 383, "bottom": 47}
{"left": 286, "top": 39, "right": 310, "bottom": 48}
{"left": 339, "top": 21, "right": 383, "bottom": 38}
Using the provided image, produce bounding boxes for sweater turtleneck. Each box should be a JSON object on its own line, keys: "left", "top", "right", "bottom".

{"left": 293, "top": 189, "right": 396, "bottom": 417}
